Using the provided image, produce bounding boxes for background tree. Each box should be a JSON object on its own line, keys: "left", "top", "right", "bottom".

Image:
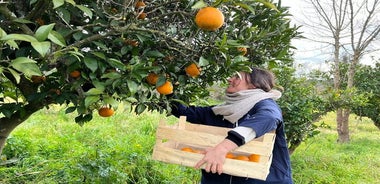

{"left": 0, "top": 0, "right": 323, "bottom": 156}
{"left": 302, "top": 0, "right": 380, "bottom": 143}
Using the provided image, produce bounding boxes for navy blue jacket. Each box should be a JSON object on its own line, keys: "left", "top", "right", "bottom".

{"left": 171, "top": 98, "right": 293, "bottom": 184}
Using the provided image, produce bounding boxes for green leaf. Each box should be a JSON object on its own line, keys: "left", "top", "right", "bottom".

{"left": 84, "top": 95, "right": 100, "bottom": 108}
{"left": 35, "top": 23, "right": 55, "bottom": 41}
{"left": 135, "top": 104, "right": 147, "bottom": 114}
{"left": 145, "top": 50, "right": 165, "bottom": 57}
{"left": 108, "top": 58, "right": 126, "bottom": 70}
{"left": 127, "top": 80, "right": 138, "bottom": 95}
{"left": 10, "top": 57, "right": 42, "bottom": 77}
{"left": 7, "top": 68, "right": 21, "bottom": 84}
{"left": 84, "top": 88, "right": 104, "bottom": 96}
{"left": 65, "top": 106, "right": 76, "bottom": 114}
{"left": 13, "top": 18, "right": 33, "bottom": 24}
{"left": 198, "top": 56, "right": 209, "bottom": 67}
{"left": 76, "top": 5, "right": 93, "bottom": 18}
{"left": 31, "top": 41, "right": 51, "bottom": 57}
{"left": 0, "top": 34, "right": 37, "bottom": 42}
{"left": 84, "top": 57, "right": 98, "bottom": 73}
{"left": 48, "top": 30, "right": 66, "bottom": 47}
{"left": 53, "top": 0, "right": 64, "bottom": 9}
{"left": 65, "top": 0, "right": 76, "bottom": 5}
{"left": 256, "top": 0, "right": 279, "bottom": 12}
{"left": 103, "top": 96, "right": 118, "bottom": 109}
{"left": 191, "top": 0, "right": 207, "bottom": 9}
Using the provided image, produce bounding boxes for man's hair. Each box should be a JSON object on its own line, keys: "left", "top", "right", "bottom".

{"left": 245, "top": 67, "right": 275, "bottom": 92}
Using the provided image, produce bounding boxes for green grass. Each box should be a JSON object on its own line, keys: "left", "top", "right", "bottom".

{"left": 1, "top": 107, "right": 379, "bottom": 184}
{"left": 291, "top": 112, "right": 380, "bottom": 184}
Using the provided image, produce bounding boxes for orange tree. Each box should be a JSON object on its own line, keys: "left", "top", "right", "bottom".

{"left": 0, "top": 0, "right": 320, "bottom": 155}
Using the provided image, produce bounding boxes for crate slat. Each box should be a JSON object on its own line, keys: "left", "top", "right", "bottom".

{"left": 152, "top": 116, "right": 276, "bottom": 180}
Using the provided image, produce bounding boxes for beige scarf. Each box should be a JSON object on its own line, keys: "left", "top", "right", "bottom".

{"left": 212, "top": 89, "right": 282, "bottom": 124}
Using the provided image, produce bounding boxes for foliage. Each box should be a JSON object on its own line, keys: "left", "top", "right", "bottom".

{"left": 0, "top": 0, "right": 296, "bottom": 124}
{"left": 274, "top": 66, "right": 330, "bottom": 153}
{"left": 1, "top": 109, "right": 379, "bottom": 183}
{"left": 351, "top": 63, "right": 380, "bottom": 129}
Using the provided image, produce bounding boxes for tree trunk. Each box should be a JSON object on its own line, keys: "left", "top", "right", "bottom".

{"left": 336, "top": 108, "right": 351, "bottom": 143}
{"left": 0, "top": 117, "right": 24, "bottom": 155}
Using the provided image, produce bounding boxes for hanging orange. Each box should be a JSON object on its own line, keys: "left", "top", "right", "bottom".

{"left": 98, "top": 107, "right": 115, "bottom": 117}
{"left": 195, "top": 7, "right": 224, "bottom": 31}
{"left": 156, "top": 81, "right": 173, "bottom": 95}
{"left": 69, "top": 70, "right": 81, "bottom": 78}
{"left": 237, "top": 47, "right": 248, "bottom": 56}
{"left": 135, "top": 1, "right": 146, "bottom": 9}
{"left": 146, "top": 72, "right": 159, "bottom": 85}
{"left": 185, "top": 63, "right": 201, "bottom": 77}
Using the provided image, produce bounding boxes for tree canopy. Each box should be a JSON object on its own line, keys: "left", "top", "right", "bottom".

{"left": 0, "top": 0, "right": 327, "bottom": 155}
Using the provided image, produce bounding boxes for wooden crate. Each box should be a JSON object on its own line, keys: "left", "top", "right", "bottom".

{"left": 152, "top": 116, "right": 276, "bottom": 180}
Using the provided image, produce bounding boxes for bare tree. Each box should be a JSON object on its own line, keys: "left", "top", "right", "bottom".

{"left": 301, "top": 0, "right": 380, "bottom": 143}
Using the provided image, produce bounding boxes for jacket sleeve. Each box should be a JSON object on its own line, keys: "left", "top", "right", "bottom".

{"left": 170, "top": 100, "right": 216, "bottom": 125}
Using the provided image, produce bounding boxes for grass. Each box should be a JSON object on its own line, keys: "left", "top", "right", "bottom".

{"left": 0, "top": 106, "right": 379, "bottom": 184}
{"left": 291, "top": 112, "right": 380, "bottom": 184}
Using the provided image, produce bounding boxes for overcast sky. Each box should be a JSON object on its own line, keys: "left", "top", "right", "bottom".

{"left": 279, "top": 0, "right": 379, "bottom": 73}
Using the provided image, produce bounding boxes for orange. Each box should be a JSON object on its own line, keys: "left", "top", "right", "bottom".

{"left": 237, "top": 47, "right": 248, "bottom": 56}
{"left": 69, "top": 70, "right": 81, "bottom": 78}
{"left": 31, "top": 75, "right": 46, "bottom": 83}
{"left": 185, "top": 63, "right": 201, "bottom": 77}
{"left": 124, "top": 39, "right": 139, "bottom": 47}
{"left": 35, "top": 18, "right": 45, "bottom": 26}
{"left": 146, "top": 73, "right": 159, "bottom": 85}
{"left": 195, "top": 7, "right": 224, "bottom": 31}
{"left": 181, "top": 147, "right": 194, "bottom": 152}
{"left": 225, "top": 152, "right": 235, "bottom": 159}
{"left": 235, "top": 155, "right": 249, "bottom": 161}
{"left": 156, "top": 81, "right": 173, "bottom": 95}
{"left": 248, "top": 154, "right": 260, "bottom": 162}
{"left": 138, "top": 12, "right": 147, "bottom": 20}
{"left": 98, "top": 107, "right": 115, "bottom": 117}
{"left": 135, "top": 1, "right": 146, "bottom": 9}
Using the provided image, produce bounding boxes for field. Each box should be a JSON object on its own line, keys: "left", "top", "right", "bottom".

{"left": 1, "top": 105, "right": 379, "bottom": 184}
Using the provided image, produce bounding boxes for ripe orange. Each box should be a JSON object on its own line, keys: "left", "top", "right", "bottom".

{"left": 235, "top": 155, "right": 250, "bottom": 161}
{"left": 31, "top": 75, "right": 46, "bottom": 83}
{"left": 69, "top": 70, "right": 81, "bottom": 78}
{"left": 185, "top": 63, "right": 201, "bottom": 77}
{"left": 237, "top": 47, "right": 248, "bottom": 56}
{"left": 135, "top": 1, "right": 146, "bottom": 9}
{"left": 181, "top": 147, "right": 194, "bottom": 152}
{"left": 225, "top": 152, "right": 235, "bottom": 159}
{"left": 124, "top": 39, "right": 139, "bottom": 47}
{"left": 35, "top": 18, "right": 45, "bottom": 25}
{"left": 195, "top": 7, "right": 224, "bottom": 31}
{"left": 146, "top": 72, "right": 159, "bottom": 85}
{"left": 98, "top": 107, "right": 115, "bottom": 117}
{"left": 156, "top": 81, "right": 173, "bottom": 95}
{"left": 138, "top": 12, "right": 147, "bottom": 20}
{"left": 248, "top": 154, "right": 260, "bottom": 162}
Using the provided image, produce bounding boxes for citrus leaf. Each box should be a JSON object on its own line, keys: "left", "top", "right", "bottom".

{"left": 52, "top": 0, "right": 64, "bottom": 9}
{"left": 127, "top": 80, "right": 138, "bottom": 95}
{"left": 84, "top": 57, "right": 98, "bottom": 72}
{"left": 84, "top": 95, "right": 100, "bottom": 107}
{"left": 191, "top": 0, "right": 207, "bottom": 9}
{"left": 10, "top": 57, "right": 42, "bottom": 77}
{"left": 35, "top": 23, "right": 55, "bottom": 41}
{"left": 7, "top": 68, "right": 21, "bottom": 84}
{"left": 76, "top": 5, "right": 93, "bottom": 18}
{"left": 48, "top": 30, "right": 66, "bottom": 47}
{"left": 31, "top": 41, "right": 51, "bottom": 57}
{"left": 84, "top": 88, "right": 104, "bottom": 95}
{"left": 0, "top": 34, "right": 37, "bottom": 42}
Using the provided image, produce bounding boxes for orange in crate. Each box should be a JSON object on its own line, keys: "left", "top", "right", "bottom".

{"left": 152, "top": 116, "right": 276, "bottom": 180}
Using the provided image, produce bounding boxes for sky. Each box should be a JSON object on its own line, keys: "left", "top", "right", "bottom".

{"left": 279, "top": 0, "right": 380, "bottom": 74}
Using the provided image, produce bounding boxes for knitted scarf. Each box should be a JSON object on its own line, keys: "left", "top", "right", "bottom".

{"left": 212, "top": 89, "right": 282, "bottom": 124}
